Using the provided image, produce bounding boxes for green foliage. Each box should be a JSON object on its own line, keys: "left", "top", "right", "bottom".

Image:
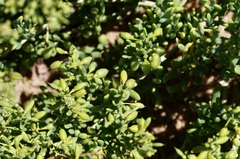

{"left": 1, "top": 0, "right": 240, "bottom": 158}
{"left": 185, "top": 102, "right": 240, "bottom": 159}
{"left": 0, "top": 45, "right": 160, "bottom": 158}
{"left": 115, "top": 0, "right": 240, "bottom": 158}
{"left": 116, "top": 0, "right": 240, "bottom": 93}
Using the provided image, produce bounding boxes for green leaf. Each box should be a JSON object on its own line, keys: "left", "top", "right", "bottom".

{"left": 152, "top": 142, "right": 164, "bottom": 147}
{"left": 132, "top": 150, "right": 144, "bottom": 159}
{"left": 130, "top": 90, "right": 141, "bottom": 100}
{"left": 59, "top": 78, "right": 69, "bottom": 92}
{"left": 23, "top": 100, "right": 34, "bottom": 115}
{"left": 120, "top": 70, "right": 128, "bottom": 85}
{"left": 174, "top": 147, "right": 186, "bottom": 159}
{"left": 89, "top": 62, "right": 97, "bottom": 73}
{"left": 153, "top": 28, "right": 163, "bottom": 36}
{"left": 191, "top": 146, "right": 209, "bottom": 153}
{"left": 141, "top": 61, "right": 151, "bottom": 75}
{"left": 120, "top": 32, "right": 134, "bottom": 40}
{"left": 130, "top": 103, "right": 145, "bottom": 109}
{"left": 131, "top": 60, "right": 140, "bottom": 71}
{"left": 107, "top": 113, "right": 115, "bottom": 122}
{"left": 98, "top": 34, "right": 108, "bottom": 45}
{"left": 81, "top": 57, "right": 92, "bottom": 65}
{"left": 59, "top": 129, "right": 68, "bottom": 142}
{"left": 138, "top": 118, "right": 145, "bottom": 131}
{"left": 126, "top": 111, "right": 138, "bottom": 121}
{"left": 122, "top": 90, "right": 130, "bottom": 101}
{"left": 178, "top": 43, "right": 185, "bottom": 50}
{"left": 75, "top": 112, "right": 90, "bottom": 120}
{"left": 211, "top": 84, "right": 221, "bottom": 103}
{"left": 95, "top": 68, "right": 109, "bottom": 78}
{"left": 129, "top": 125, "right": 139, "bottom": 133}
{"left": 197, "top": 151, "right": 209, "bottom": 159}
{"left": 75, "top": 144, "right": 83, "bottom": 159}
{"left": 126, "top": 79, "right": 136, "bottom": 88}
{"left": 0, "top": 100, "right": 11, "bottom": 107}
{"left": 150, "top": 53, "right": 161, "bottom": 69}
{"left": 10, "top": 72, "right": 22, "bottom": 80}
{"left": 50, "top": 61, "right": 63, "bottom": 69}
{"left": 144, "top": 117, "right": 151, "bottom": 130}
{"left": 49, "top": 82, "right": 60, "bottom": 90}
{"left": 56, "top": 47, "right": 68, "bottom": 54}
{"left": 33, "top": 111, "right": 46, "bottom": 119}
{"left": 79, "top": 133, "right": 88, "bottom": 139}
{"left": 214, "top": 136, "right": 229, "bottom": 145}
{"left": 234, "top": 65, "right": 240, "bottom": 75}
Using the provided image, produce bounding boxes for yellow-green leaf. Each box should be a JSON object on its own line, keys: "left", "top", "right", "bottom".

{"left": 59, "top": 129, "right": 67, "bottom": 142}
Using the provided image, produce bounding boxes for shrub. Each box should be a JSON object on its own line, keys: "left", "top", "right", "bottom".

{"left": 0, "top": 0, "right": 240, "bottom": 159}
{"left": 0, "top": 0, "right": 161, "bottom": 158}
{"left": 0, "top": 45, "right": 159, "bottom": 158}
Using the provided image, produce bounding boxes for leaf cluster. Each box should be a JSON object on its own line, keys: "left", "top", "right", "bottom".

{"left": 1, "top": 0, "right": 240, "bottom": 158}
